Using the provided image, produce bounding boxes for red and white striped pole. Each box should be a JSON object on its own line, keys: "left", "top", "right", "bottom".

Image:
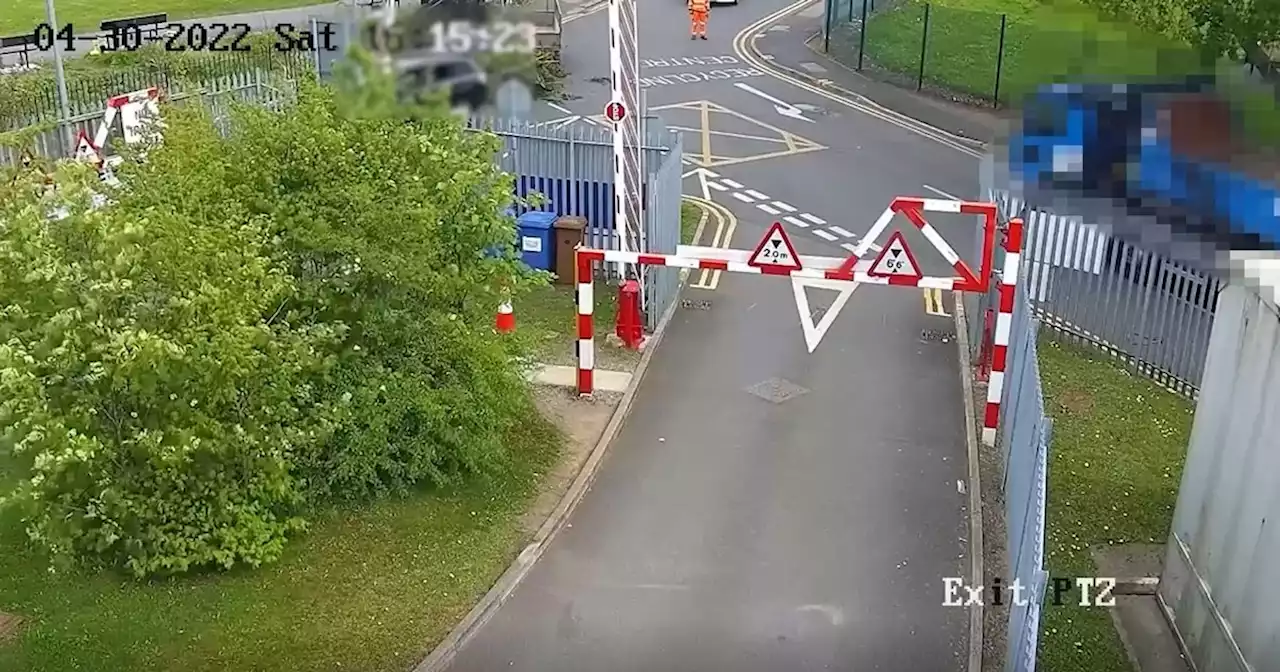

{"left": 575, "top": 249, "right": 595, "bottom": 395}
{"left": 981, "top": 216, "right": 1024, "bottom": 446}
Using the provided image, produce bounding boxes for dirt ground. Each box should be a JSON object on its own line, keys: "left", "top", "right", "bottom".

{"left": 974, "top": 379, "right": 1010, "bottom": 672}
{"left": 522, "top": 385, "right": 625, "bottom": 533}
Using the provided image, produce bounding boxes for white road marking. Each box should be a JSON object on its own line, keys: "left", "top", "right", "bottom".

{"left": 842, "top": 240, "right": 881, "bottom": 253}
{"left": 922, "top": 184, "right": 961, "bottom": 200}
{"left": 707, "top": 181, "right": 728, "bottom": 191}
{"left": 784, "top": 215, "right": 809, "bottom": 228}
{"left": 813, "top": 229, "right": 837, "bottom": 241}
{"left": 771, "top": 201, "right": 797, "bottom": 212}
{"left": 829, "top": 225, "right": 855, "bottom": 238}
{"left": 757, "top": 203, "right": 780, "bottom": 215}
{"left": 745, "top": 189, "right": 769, "bottom": 200}
{"left": 721, "top": 178, "right": 744, "bottom": 189}
{"left": 799, "top": 212, "right": 826, "bottom": 225}
{"left": 732, "top": 192, "right": 755, "bottom": 203}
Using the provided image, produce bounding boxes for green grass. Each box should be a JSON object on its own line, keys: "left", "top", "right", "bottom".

{"left": 681, "top": 199, "right": 703, "bottom": 245}
{"left": 0, "top": 413, "right": 562, "bottom": 672}
{"left": 1036, "top": 338, "right": 1194, "bottom": 671}
{"left": 855, "top": 0, "right": 1201, "bottom": 105}
{"left": 0, "top": 0, "right": 321, "bottom": 36}
{"left": 518, "top": 201, "right": 702, "bottom": 359}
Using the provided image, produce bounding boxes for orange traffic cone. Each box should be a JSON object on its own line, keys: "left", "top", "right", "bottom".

{"left": 495, "top": 298, "right": 515, "bottom": 333}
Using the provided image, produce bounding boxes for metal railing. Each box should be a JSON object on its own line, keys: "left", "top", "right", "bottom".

{"left": 970, "top": 191, "right": 1217, "bottom": 399}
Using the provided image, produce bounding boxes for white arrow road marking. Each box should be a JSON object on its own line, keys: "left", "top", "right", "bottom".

{"left": 682, "top": 168, "right": 719, "bottom": 200}
{"left": 733, "top": 82, "right": 814, "bottom": 122}
{"left": 792, "top": 277, "right": 858, "bottom": 353}
{"left": 922, "top": 184, "right": 960, "bottom": 200}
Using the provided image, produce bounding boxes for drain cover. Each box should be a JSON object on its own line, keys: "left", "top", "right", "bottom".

{"left": 745, "top": 377, "right": 810, "bottom": 404}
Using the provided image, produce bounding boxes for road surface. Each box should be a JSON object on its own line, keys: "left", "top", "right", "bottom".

{"left": 443, "top": 0, "right": 984, "bottom": 670}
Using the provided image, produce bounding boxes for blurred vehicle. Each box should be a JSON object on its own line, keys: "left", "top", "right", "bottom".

{"left": 1010, "top": 78, "right": 1280, "bottom": 254}
{"left": 395, "top": 53, "right": 490, "bottom": 110}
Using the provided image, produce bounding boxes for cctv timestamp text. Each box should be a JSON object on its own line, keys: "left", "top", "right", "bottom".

{"left": 30, "top": 22, "right": 339, "bottom": 54}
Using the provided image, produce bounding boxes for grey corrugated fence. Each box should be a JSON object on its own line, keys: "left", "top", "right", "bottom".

{"left": 996, "top": 266, "right": 1051, "bottom": 672}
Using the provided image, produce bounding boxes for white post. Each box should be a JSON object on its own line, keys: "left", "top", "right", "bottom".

{"left": 608, "top": 0, "right": 642, "bottom": 281}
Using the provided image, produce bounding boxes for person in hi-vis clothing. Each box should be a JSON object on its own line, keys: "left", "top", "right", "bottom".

{"left": 688, "top": 0, "right": 709, "bottom": 39}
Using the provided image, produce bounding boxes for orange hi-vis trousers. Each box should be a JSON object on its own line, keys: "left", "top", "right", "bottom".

{"left": 689, "top": 9, "right": 708, "bottom": 36}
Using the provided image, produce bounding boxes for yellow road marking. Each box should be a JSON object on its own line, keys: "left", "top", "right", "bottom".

{"left": 700, "top": 101, "right": 713, "bottom": 166}
{"left": 923, "top": 288, "right": 952, "bottom": 316}
{"left": 683, "top": 196, "right": 737, "bottom": 291}
{"left": 646, "top": 99, "right": 826, "bottom": 169}
{"left": 731, "top": 0, "right": 983, "bottom": 158}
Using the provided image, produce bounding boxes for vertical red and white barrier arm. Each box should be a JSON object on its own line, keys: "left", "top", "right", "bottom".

{"left": 575, "top": 249, "right": 596, "bottom": 396}
{"left": 981, "top": 217, "right": 1024, "bottom": 446}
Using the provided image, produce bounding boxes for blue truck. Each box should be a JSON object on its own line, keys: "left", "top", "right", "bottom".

{"left": 1010, "top": 78, "right": 1280, "bottom": 254}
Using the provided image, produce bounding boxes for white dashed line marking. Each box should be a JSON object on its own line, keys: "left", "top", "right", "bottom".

{"left": 813, "top": 229, "right": 838, "bottom": 241}
{"left": 706, "top": 181, "right": 728, "bottom": 191}
{"left": 757, "top": 203, "right": 780, "bottom": 215}
{"left": 771, "top": 201, "right": 797, "bottom": 212}
{"left": 745, "top": 189, "right": 769, "bottom": 200}
{"left": 784, "top": 215, "right": 809, "bottom": 228}
{"left": 721, "top": 178, "right": 744, "bottom": 189}
{"left": 800, "top": 213, "right": 826, "bottom": 225}
{"left": 732, "top": 192, "right": 755, "bottom": 203}
{"left": 829, "top": 226, "right": 855, "bottom": 238}
{"left": 841, "top": 241, "right": 881, "bottom": 253}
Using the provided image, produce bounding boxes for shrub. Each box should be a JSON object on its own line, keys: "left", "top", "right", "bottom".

{"left": 0, "top": 67, "right": 545, "bottom": 575}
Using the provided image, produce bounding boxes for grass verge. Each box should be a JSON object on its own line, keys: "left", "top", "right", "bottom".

{"left": 681, "top": 199, "right": 703, "bottom": 245}
{"left": 0, "top": 410, "right": 562, "bottom": 672}
{"left": 519, "top": 201, "right": 703, "bottom": 364}
{"left": 1036, "top": 337, "right": 1193, "bottom": 670}
{"left": 0, "top": 0, "right": 321, "bottom": 36}
{"left": 852, "top": 0, "right": 1198, "bottom": 106}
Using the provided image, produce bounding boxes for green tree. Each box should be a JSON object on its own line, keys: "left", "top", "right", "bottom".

{"left": 0, "top": 153, "right": 331, "bottom": 577}
{"left": 1188, "top": 0, "right": 1280, "bottom": 61}
{"left": 1, "top": 63, "right": 546, "bottom": 576}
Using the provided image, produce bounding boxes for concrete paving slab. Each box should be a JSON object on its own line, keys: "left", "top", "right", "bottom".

{"left": 530, "top": 364, "right": 633, "bottom": 393}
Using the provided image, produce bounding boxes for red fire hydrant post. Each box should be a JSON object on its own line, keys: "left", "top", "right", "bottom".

{"left": 495, "top": 287, "right": 515, "bottom": 334}
{"left": 614, "top": 280, "right": 645, "bottom": 350}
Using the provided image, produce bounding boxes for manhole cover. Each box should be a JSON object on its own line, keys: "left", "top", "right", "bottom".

{"left": 745, "top": 377, "right": 810, "bottom": 404}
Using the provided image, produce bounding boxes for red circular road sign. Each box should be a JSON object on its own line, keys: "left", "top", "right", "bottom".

{"left": 603, "top": 101, "right": 627, "bottom": 123}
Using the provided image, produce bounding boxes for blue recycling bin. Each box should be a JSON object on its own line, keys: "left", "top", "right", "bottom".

{"left": 515, "top": 211, "right": 557, "bottom": 271}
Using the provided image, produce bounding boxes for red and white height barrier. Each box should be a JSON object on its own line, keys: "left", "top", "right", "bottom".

{"left": 980, "top": 216, "right": 1024, "bottom": 446}
{"left": 572, "top": 196, "right": 1015, "bottom": 448}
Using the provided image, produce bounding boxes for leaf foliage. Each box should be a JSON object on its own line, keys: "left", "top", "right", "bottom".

{"left": 0, "top": 67, "right": 545, "bottom": 577}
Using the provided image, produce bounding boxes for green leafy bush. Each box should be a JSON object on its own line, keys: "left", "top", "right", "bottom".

{"left": 0, "top": 70, "right": 545, "bottom": 576}
{"left": 0, "top": 160, "right": 333, "bottom": 576}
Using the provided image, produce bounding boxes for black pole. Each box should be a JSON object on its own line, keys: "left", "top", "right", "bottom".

{"left": 857, "top": 0, "right": 868, "bottom": 70}
{"left": 824, "top": 0, "right": 832, "bottom": 52}
{"left": 847, "top": 0, "right": 853, "bottom": 23}
{"left": 917, "top": 3, "right": 929, "bottom": 91}
{"left": 992, "top": 14, "right": 1006, "bottom": 107}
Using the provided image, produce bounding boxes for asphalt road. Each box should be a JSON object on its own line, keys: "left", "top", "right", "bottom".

{"left": 444, "top": 0, "right": 982, "bottom": 670}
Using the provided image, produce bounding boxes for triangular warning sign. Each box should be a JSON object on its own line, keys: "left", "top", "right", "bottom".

{"left": 747, "top": 222, "right": 803, "bottom": 274}
{"left": 867, "top": 230, "right": 923, "bottom": 283}
{"left": 72, "top": 131, "right": 101, "bottom": 163}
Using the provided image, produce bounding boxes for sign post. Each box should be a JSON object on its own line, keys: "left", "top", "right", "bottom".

{"left": 608, "top": 0, "right": 642, "bottom": 283}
